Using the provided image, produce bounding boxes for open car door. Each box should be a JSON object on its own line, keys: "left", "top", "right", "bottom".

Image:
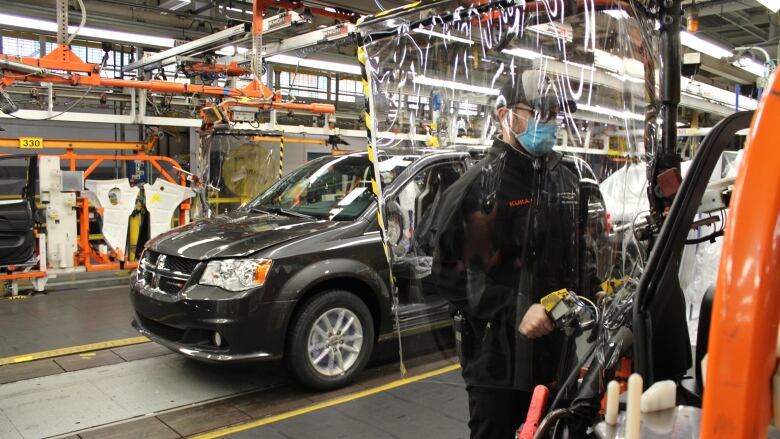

{"left": 0, "top": 155, "right": 38, "bottom": 266}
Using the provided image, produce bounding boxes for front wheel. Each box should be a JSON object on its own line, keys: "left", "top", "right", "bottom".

{"left": 286, "top": 289, "right": 375, "bottom": 390}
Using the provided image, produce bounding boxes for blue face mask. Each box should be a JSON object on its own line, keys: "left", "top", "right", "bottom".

{"left": 514, "top": 118, "right": 558, "bottom": 156}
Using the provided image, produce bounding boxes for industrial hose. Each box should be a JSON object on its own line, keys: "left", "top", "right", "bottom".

{"left": 67, "top": 0, "right": 87, "bottom": 45}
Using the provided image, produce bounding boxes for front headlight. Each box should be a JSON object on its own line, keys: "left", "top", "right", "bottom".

{"left": 199, "top": 258, "right": 273, "bottom": 291}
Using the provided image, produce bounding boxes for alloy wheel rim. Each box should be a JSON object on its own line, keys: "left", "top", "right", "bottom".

{"left": 307, "top": 307, "right": 364, "bottom": 377}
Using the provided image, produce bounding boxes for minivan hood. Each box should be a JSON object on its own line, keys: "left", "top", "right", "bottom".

{"left": 149, "top": 211, "right": 341, "bottom": 259}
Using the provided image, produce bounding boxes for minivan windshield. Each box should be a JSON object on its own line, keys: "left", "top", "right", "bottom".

{"left": 245, "top": 153, "right": 417, "bottom": 221}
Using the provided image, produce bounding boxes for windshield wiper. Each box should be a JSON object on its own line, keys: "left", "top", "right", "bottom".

{"left": 255, "top": 206, "right": 315, "bottom": 220}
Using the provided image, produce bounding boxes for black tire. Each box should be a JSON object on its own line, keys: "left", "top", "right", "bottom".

{"left": 285, "top": 289, "right": 375, "bottom": 390}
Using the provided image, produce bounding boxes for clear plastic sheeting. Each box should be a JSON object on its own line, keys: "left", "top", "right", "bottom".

{"left": 600, "top": 162, "right": 649, "bottom": 224}
{"left": 197, "top": 134, "right": 278, "bottom": 217}
{"left": 357, "top": 0, "right": 656, "bottom": 400}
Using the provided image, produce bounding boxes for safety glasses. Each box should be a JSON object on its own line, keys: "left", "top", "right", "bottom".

{"left": 511, "top": 105, "right": 560, "bottom": 124}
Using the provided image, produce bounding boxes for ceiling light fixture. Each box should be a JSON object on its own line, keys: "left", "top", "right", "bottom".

{"left": 680, "top": 31, "right": 765, "bottom": 77}
{"left": 603, "top": 9, "right": 631, "bottom": 19}
{"left": 412, "top": 27, "right": 474, "bottom": 45}
{"left": 577, "top": 104, "right": 645, "bottom": 121}
{"left": 226, "top": 6, "right": 251, "bottom": 14}
{"left": 563, "top": 60, "right": 596, "bottom": 71}
{"left": 755, "top": 0, "right": 780, "bottom": 12}
{"left": 265, "top": 54, "right": 361, "bottom": 75}
{"left": 681, "top": 77, "right": 758, "bottom": 109}
{"left": 502, "top": 48, "right": 554, "bottom": 60}
{"left": 412, "top": 75, "right": 499, "bottom": 95}
{"left": 680, "top": 31, "right": 732, "bottom": 59}
{"left": 0, "top": 13, "right": 174, "bottom": 48}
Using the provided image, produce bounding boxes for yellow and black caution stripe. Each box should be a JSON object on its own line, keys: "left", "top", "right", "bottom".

{"left": 356, "top": 1, "right": 422, "bottom": 25}
{"left": 279, "top": 136, "right": 285, "bottom": 179}
{"left": 357, "top": 42, "right": 407, "bottom": 375}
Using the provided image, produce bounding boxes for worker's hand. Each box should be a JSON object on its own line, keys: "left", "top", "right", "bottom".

{"left": 518, "top": 304, "right": 555, "bottom": 339}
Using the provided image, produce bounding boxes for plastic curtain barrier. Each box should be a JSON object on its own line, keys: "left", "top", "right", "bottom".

{"left": 197, "top": 134, "right": 278, "bottom": 217}
{"left": 356, "top": 0, "right": 658, "bottom": 405}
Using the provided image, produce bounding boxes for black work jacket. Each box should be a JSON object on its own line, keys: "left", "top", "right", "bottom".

{"left": 423, "top": 138, "right": 599, "bottom": 390}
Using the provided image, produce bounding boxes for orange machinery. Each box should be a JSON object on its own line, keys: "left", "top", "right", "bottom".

{"left": 0, "top": 0, "right": 337, "bottom": 126}
{"left": 0, "top": 136, "right": 190, "bottom": 293}
{"left": 0, "top": 44, "right": 334, "bottom": 125}
{"left": 699, "top": 73, "right": 780, "bottom": 436}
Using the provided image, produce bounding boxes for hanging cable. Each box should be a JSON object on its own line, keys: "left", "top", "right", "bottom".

{"left": 67, "top": 0, "right": 87, "bottom": 45}
{"left": 374, "top": 0, "right": 386, "bottom": 11}
{"left": 6, "top": 87, "right": 93, "bottom": 121}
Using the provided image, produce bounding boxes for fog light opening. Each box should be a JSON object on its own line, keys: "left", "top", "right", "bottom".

{"left": 213, "top": 331, "right": 223, "bottom": 347}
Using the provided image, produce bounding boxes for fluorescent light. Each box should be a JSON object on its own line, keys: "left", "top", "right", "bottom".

{"left": 578, "top": 104, "right": 644, "bottom": 121}
{"left": 606, "top": 71, "right": 644, "bottom": 84}
{"left": 413, "top": 27, "right": 474, "bottom": 45}
{"left": 755, "top": 0, "right": 780, "bottom": 12}
{"left": 216, "top": 46, "right": 236, "bottom": 56}
{"left": 681, "top": 77, "right": 758, "bottom": 109}
{"left": 528, "top": 23, "right": 573, "bottom": 42}
{"left": 217, "top": 46, "right": 249, "bottom": 56}
{"left": 226, "top": 6, "right": 251, "bottom": 14}
{"left": 680, "top": 31, "right": 732, "bottom": 59}
{"left": 593, "top": 50, "right": 644, "bottom": 78}
{"left": 168, "top": 0, "right": 191, "bottom": 11}
{"left": 0, "top": 13, "right": 174, "bottom": 48}
{"left": 735, "top": 58, "right": 765, "bottom": 77}
{"left": 79, "top": 28, "right": 174, "bottom": 48}
{"left": 266, "top": 54, "right": 361, "bottom": 75}
{"left": 603, "top": 9, "right": 630, "bottom": 19}
{"left": 412, "top": 75, "right": 499, "bottom": 95}
{"left": 681, "top": 31, "right": 766, "bottom": 77}
{"left": 502, "top": 48, "right": 554, "bottom": 60}
{"left": 563, "top": 60, "right": 596, "bottom": 71}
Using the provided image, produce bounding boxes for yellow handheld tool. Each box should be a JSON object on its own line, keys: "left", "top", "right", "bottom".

{"left": 540, "top": 289, "right": 597, "bottom": 336}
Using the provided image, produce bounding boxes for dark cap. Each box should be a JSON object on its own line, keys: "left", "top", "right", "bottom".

{"left": 495, "top": 70, "right": 577, "bottom": 114}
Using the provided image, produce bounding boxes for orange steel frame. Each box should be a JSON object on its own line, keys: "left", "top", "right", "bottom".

{"left": 0, "top": 46, "right": 334, "bottom": 121}
{"left": 0, "top": 138, "right": 191, "bottom": 275}
{"left": 67, "top": 150, "right": 189, "bottom": 272}
{"left": 700, "top": 73, "right": 780, "bottom": 437}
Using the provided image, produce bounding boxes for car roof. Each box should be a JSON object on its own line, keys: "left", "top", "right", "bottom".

{"left": 344, "top": 148, "right": 470, "bottom": 160}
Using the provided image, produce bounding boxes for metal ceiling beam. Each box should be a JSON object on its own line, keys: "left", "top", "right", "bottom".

{"left": 122, "top": 23, "right": 251, "bottom": 72}
{"left": 721, "top": 12, "right": 769, "bottom": 41}
{"left": 689, "top": 0, "right": 763, "bottom": 17}
{"left": 0, "top": 1, "right": 217, "bottom": 41}
{"left": 260, "top": 22, "right": 356, "bottom": 57}
{"left": 122, "top": 10, "right": 312, "bottom": 73}
{"left": 689, "top": 50, "right": 760, "bottom": 84}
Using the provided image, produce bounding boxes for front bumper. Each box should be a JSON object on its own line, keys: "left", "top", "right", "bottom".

{"left": 131, "top": 319, "right": 274, "bottom": 362}
{"left": 130, "top": 272, "right": 294, "bottom": 363}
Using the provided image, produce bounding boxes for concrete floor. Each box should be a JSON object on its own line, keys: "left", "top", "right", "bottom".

{"left": 0, "top": 283, "right": 466, "bottom": 439}
{"left": 0, "top": 284, "right": 136, "bottom": 358}
{"left": 226, "top": 370, "right": 469, "bottom": 439}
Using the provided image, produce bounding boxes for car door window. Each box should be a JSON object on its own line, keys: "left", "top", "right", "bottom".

{"left": 0, "top": 156, "right": 36, "bottom": 265}
{"left": 388, "top": 161, "right": 465, "bottom": 305}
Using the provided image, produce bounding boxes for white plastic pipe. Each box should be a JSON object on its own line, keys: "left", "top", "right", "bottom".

{"left": 605, "top": 380, "right": 620, "bottom": 425}
{"left": 641, "top": 380, "right": 676, "bottom": 413}
{"left": 626, "top": 373, "right": 643, "bottom": 439}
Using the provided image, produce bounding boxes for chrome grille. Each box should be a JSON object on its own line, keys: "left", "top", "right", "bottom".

{"left": 139, "top": 250, "right": 198, "bottom": 295}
